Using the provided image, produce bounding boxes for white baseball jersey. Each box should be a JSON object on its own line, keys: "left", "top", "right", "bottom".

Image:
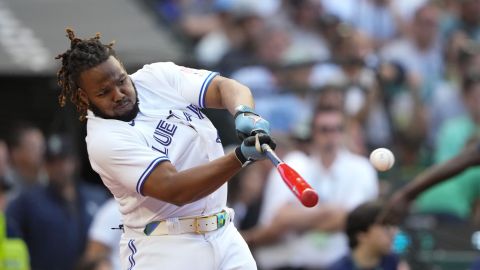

{"left": 85, "top": 62, "right": 226, "bottom": 229}
{"left": 85, "top": 62, "right": 257, "bottom": 270}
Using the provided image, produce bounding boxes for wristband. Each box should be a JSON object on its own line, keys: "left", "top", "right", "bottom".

{"left": 234, "top": 105, "right": 258, "bottom": 119}
{"left": 234, "top": 146, "right": 252, "bottom": 167}
{"left": 235, "top": 146, "right": 247, "bottom": 164}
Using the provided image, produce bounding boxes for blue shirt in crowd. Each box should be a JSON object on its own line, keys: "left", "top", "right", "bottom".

{"left": 6, "top": 182, "right": 107, "bottom": 270}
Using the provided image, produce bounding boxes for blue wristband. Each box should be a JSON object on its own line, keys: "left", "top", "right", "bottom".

{"left": 234, "top": 105, "right": 271, "bottom": 140}
{"left": 234, "top": 105, "right": 257, "bottom": 119}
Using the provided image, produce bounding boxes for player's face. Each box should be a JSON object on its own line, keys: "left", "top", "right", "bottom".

{"left": 78, "top": 56, "right": 139, "bottom": 121}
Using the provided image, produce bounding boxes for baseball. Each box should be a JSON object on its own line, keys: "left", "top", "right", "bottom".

{"left": 369, "top": 148, "right": 395, "bottom": 171}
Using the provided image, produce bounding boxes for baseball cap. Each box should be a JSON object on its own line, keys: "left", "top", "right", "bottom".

{"left": 45, "top": 134, "right": 76, "bottom": 161}
{"left": 0, "top": 176, "right": 11, "bottom": 192}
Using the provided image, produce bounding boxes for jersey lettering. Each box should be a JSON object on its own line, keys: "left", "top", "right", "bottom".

{"left": 152, "top": 145, "right": 169, "bottom": 156}
{"left": 153, "top": 120, "right": 176, "bottom": 145}
{"left": 187, "top": 104, "right": 204, "bottom": 119}
{"left": 153, "top": 120, "right": 177, "bottom": 156}
{"left": 183, "top": 112, "right": 193, "bottom": 122}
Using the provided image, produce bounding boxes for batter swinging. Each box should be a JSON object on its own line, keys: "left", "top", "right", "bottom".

{"left": 55, "top": 29, "right": 275, "bottom": 270}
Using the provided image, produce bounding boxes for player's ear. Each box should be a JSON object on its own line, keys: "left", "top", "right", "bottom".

{"left": 78, "top": 88, "right": 89, "bottom": 105}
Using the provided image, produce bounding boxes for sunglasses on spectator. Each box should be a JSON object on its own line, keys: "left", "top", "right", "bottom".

{"left": 315, "top": 125, "right": 344, "bottom": 133}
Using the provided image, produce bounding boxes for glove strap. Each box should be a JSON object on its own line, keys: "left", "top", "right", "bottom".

{"left": 234, "top": 146, "right": 252, "bottom": 167}
{"left": 234, "top": 105, "right": 258, "bottom": 119}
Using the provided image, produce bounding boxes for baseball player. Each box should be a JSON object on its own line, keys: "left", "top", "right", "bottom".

{"left": 55, "top": 28, "right": 275, "bottom": 270}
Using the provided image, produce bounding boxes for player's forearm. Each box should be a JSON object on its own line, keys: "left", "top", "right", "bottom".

{"left": 172, "top": 153, "right": 241, "bottom": 204}
{"left": 216, "top": 78, "right": 255, "bottom": 115}
{"left": 142, "top": 152, "right": 242, "bottom": 205}
{"left": 402, "top": 146, "right": 480, "bottom": 200}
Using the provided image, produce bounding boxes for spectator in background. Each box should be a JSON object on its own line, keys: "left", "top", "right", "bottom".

{"left": 375, "top": 60, "right": 426, "bottom": 141}
{"left": 0, "top": 139, "right": 21, "bottom": 239}
{"left": 230, "top": 23, "right": 291, "bottom": 98}
{"left": 195, "top": 0, "right": 258, "bottom": 68}
{"left": 349, "top": 0, "right": 404, "bottom": 48}
{"left": 380, "top": 3, "right": 443, "bottom": 103}
{"left": 312, "top": 84, "right": 369, "bottom": 156}
{"left": 281, "top": 0, "right": 330, "bottom": 64}
{"left": 0, "top": 139, "right": 30, "bottom": 270}
{"left": 230, "top": 23, "right": 320, "bottom": 135}
{"left": 76, "top": 256, "right": 112, "bottom": 270}
{"left": 444, "top": 0, "right": 480, "bottom": 41}
{"left": 0, "top": 140, "right": 10, "bottom": 212}
{"left": 194, "top": 1, "right": 236, "bottom": 68}
{"left": 84, "top": 198, "right": 122, "bottom": 270}
{"left": 215, "top": 2, "right": 266, "bottom": 75}
{"left": 6, "top": 134, "right": 107, "bottom": 270}
{"left": 177, "top": 0, "right": 280, "bottom": 44}
{"left": 243, "top": 106, "right": 378, "bottom": 270}
{"left": 429, "top": 37, "right": 480, "bottom": 147}
{"left": 0, "top": 212, "right": 30, "bottom": 270}
{"left": 5, "top": 123, "right": 47, "bottom": 198}
{"left": 374, "top": 59, "right": 429, "bottom": 187}
{"left": 200, "top": 10, "right": 286, "bottom": 146}
{"left": 329, "top": 201, "right": 410, "bottom": 270}
{"left": 415, "top": 71, "right": 480, "bottom": 223}
{"left": 310, "top": 28, "right": 391, "bottom": 152}
{"left": 320, "top": 0, "right": 426, "bottom": 24}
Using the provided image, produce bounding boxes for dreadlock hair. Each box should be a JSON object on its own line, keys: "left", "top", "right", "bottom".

{"left": 55, "top": 28, "right": 116, "bottom": 121}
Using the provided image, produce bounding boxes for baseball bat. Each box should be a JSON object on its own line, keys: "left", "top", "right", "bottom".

{"left": 258, "top": 140, "right": 319, "bottom": 208}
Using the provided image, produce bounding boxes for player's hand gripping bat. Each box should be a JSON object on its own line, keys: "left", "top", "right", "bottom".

{"left": 255, "top": 135, "right": 319, "bottom": 207}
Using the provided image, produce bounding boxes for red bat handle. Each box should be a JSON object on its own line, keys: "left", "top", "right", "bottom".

{"left": 261, "top": 144, "right": 319, "bottom": 207}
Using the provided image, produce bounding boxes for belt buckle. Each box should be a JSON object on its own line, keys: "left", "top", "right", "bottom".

{"left": 193, "top": 216, "right": 211, "bottom": 234}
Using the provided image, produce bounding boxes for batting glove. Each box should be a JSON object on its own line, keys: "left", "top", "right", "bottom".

{"left": 234, "top": 105, "right": 271, "bottom": 141}
{"left": 235, "top": 133, "right": 276, "bottom": 166}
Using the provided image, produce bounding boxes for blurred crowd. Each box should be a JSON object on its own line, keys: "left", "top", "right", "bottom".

{"left": 149, "top": 0, "right": 480, "bottom": 269}
{"left": 0, "top": 124, "right": 121, "bottom": 270}
{"left": 152, "top": 0, "right": 480, "bottom": 184}
{"left": 3, "top": 0, "right": 480, "bottom": 269}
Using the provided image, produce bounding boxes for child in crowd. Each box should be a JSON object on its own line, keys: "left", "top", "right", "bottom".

{"left": 329, "top": 201, "right": 410, "bottom": 270}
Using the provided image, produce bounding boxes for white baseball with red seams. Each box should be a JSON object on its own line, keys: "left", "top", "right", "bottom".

{"left": 369, "top": 148, "right": 395, "bottom": 171}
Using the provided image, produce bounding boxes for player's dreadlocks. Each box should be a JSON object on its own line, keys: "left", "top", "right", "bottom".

{"left": 55, "top": 28, "right": 116, "bottom": 121}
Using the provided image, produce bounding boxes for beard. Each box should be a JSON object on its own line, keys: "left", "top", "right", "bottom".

{"left": 89, "top": 80, "right": 140, "bottom": 122}
{"left": 90, "top": 100, "right": 139, "bottom": 122}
